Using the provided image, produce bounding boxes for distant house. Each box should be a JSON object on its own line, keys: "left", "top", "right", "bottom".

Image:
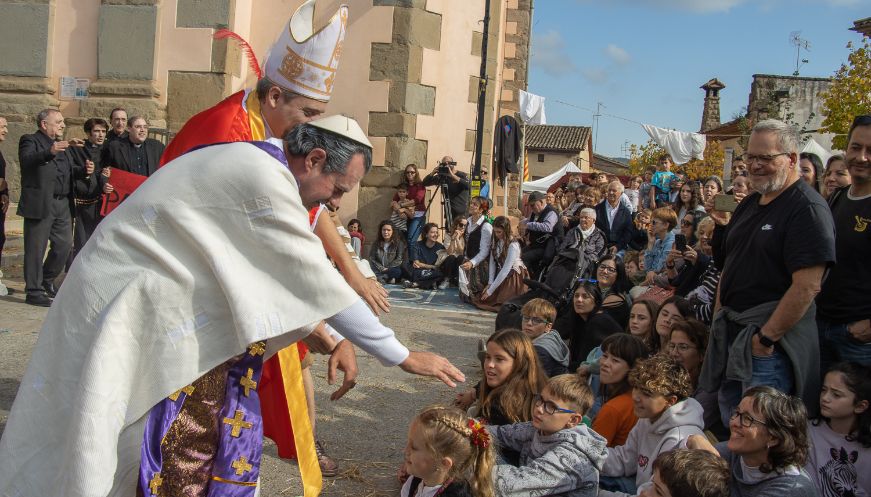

{"left": 591, "top": 153, "right": 630, "bottom": 178}
{"left": 524, "top": 125, "right": 593, "bottom": 180}
{"left": 699, "top": 74, "right": 834, "bottom": 154}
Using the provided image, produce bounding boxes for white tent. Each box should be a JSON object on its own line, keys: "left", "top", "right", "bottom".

{"left": 801, "top": 138, "right": 832, "bottom": 167}
{"left": 522, "top": 161, "right": 582, "bottom": 192}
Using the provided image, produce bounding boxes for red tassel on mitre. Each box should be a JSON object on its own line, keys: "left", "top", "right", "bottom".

{"left": 213, "top": 29, "right": 263, "bottom": 80}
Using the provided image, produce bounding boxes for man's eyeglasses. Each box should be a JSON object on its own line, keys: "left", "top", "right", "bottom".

{"left": 740, "top": 153, "right": 790, "bottom": 165}
{"left": 521, "top": 315, "right": 550, "bottom": 326}
{"left": 598, "top": 266, "right": 617, "bottom": 274}
{"left": 730, "top": 408, "right": 768, "bottom": 428}
{"left": 666, "top": 342, "right": 697, "bottom": 353}
{"left": 533, "top": 394, "right": 576, "bottom": 415}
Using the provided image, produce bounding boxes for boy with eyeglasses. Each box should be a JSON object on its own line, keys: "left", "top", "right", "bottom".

{"left": 599, "top": 355, "right": 704, "bottom": 497}
{"left": 521, "top": 298, "right": 570, "bottom": 377}
{"left": 488, "top": 374, "right": 608, "bottom": 497}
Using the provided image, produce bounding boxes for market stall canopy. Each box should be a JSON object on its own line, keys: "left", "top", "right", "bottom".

{"left": 522, "top": 161, "right": 582, "bottom": 192}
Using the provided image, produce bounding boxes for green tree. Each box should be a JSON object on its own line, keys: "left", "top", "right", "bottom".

{"left": 627, "top": 139, "right": 666, "bottom": 175}
{"left": 820, "top": 38, "right": 871, "bottom": 150}
{"left": 627, "top": 138, "right": 725, "bottom": 180}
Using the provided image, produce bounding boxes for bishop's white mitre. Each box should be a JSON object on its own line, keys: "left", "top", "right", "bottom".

{"left": 263, "top": 0, "right": 349, "bottom": 102}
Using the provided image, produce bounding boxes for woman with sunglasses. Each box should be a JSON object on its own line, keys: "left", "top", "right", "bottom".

{"left": 438, "top": 217, "right": 468, "bottom": 289}
{"left": 398, "top": 163, "right": 426, "bottom": 255}
{"left": 687, "top": 386, "right": 816, "bottom": 497}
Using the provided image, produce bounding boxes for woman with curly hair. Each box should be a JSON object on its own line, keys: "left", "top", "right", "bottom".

{"left": 687, "top": 386, "right": 817, "bottom": 496}
{"left": 672, "top": 181, "right": 705, "bottom": 227}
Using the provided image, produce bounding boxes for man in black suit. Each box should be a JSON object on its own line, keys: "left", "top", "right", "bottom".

{"left": 18, "top": 109, "right": 92, "bottom": 306}
{"left": 106, "top": 107, "right": 128, "bottom": 144}
{"left": 68, "top": 118, "right": 108, "bottom": 261}
{"left": 102, "top": 115, "right": 165, "bottom": 180}
{"left": 595, "top": 180, "right": 633, "bottom": 256}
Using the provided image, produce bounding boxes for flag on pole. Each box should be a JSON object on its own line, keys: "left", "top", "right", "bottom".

{"left": 523, "top": 154, "right": 530, "bottom": 181}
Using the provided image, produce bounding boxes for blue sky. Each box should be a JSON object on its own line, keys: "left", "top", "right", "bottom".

{"left": 527, "top": 0, "right": 869, "bottom": 158}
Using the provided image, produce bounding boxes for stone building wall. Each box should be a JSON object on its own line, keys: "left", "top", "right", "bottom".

{"left": 748, "top": 74, "right": 834, "bottom": 150}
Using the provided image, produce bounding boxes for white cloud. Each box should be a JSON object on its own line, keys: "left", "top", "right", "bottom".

{"left": 531, "top": 30, "right": 578, "bottom": 77}
{"left": 604, "top": 44, "right": 631, "bottom": 65}
{"left": 582, "top": 68, "right": 609, "bottom": 84}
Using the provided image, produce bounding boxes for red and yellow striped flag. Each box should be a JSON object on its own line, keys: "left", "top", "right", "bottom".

{"left": 523, "top": 154, "right": 530, "bottom": 181}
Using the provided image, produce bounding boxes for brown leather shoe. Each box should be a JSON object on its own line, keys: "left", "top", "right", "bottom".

{"left": 315, "top": 440, "right": 339, "bottom": 477}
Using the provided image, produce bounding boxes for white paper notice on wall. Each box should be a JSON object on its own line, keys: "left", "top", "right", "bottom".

{"left": 59, "top": 77, "right": 90, "bottom": 100}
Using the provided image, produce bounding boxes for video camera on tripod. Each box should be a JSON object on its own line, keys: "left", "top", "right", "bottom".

{"left": 437, "top": 159, "right": 457, "bottom": 178}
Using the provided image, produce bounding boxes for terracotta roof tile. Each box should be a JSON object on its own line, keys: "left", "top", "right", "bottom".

{"left": 525, "top": 125, "right": 591, "bottom": 152}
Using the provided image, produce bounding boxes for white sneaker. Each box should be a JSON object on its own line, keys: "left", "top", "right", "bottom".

{"left": 438, "top": 280, "right": 449, "bottom": 290}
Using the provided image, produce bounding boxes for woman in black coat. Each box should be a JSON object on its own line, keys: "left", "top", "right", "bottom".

{"left": 556, "top": 281, "right": 623, "bottom": 371}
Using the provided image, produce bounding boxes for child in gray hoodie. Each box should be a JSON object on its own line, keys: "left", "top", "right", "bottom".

{"left": 599, "top": 355, "right": 705, "bottom": 497}
{"left": 521, "top": 298, "right": 570, "bottom": 377}
{"left": 488, "top": 374, "right": 608, "bottom": 496}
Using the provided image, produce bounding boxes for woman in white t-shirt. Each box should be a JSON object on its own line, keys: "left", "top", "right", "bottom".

{"left": 807, "top": 362, "right": 871, "bottom": 497}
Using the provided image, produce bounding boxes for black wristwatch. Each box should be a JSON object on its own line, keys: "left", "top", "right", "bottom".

{"left": 755, "top": 328, "right": 776, "bottom": 348}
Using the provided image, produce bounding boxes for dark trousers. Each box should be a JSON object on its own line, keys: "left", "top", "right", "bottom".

{"left": 0, "top": 203, "right": 5, "bottom": 261}
{"left": 23, "top": 197, "right": 73, "bottom": 296}
{"left": 73, "top": 202, "right": 101, "bottom": 259}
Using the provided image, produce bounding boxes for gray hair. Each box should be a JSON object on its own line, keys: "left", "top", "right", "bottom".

{"left": 752, "top": 119, "right": 800, "bottom": 155}
{"left": 284, "top": 123, "right": 373, "bottom": 174}
{"left": 36, "top": 108, "right": 59, "bottom": 125}
{"left": 256, "top": 77, "right": 303, "bottom": 103}
{"left": 579, "top": 207, "right": 597, "bottom": 219}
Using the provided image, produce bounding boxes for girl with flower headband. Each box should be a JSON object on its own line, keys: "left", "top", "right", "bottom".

{"left": 402, "top": 406, "right": 495, "bottom": 497}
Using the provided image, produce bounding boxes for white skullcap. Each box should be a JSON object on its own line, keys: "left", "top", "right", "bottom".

{"left": 308, "top": 115, "right": 372, "bottom": 148}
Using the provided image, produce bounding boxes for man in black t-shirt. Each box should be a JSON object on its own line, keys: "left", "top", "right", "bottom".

{"left": 702, "top": 119, "right": 835, "bottom": 421}
{"left": 816, "top": 115, "right": 871, "bottom": 370}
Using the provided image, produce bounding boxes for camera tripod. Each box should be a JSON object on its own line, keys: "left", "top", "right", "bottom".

{"left": 411, "top": 176, "right": 454, "bottom": 242}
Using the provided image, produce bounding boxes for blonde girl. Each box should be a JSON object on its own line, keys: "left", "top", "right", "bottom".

{"left": 403, "top": 406, "right": 495, "bottom": 497}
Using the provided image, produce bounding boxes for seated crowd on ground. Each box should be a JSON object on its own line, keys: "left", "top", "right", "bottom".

{"left": 391, "top": 115, "right": 871, "bottom": 497}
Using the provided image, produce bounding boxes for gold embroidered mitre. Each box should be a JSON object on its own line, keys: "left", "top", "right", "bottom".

{"left": 263, "top": 0, "right": 348, "bottom": 102}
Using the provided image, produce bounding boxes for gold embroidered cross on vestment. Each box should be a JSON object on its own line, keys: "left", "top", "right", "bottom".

{"left": 232, "top": 455, "right": 254, "bottom": 476}
{"left": 149, "top": 473, "right": 163, "bottom": 495}
{"left": 223, "top": 409, "right": 253, "bottom": 437}
{"left": 240, "top": 368, "right": 257, "bottom": 397}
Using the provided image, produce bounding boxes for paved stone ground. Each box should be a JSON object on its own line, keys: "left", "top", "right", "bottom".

{"left": 0, "top": 261, "right": 495, "bottom": 497}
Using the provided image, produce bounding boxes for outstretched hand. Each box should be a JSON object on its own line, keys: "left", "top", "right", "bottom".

{"left": 349, "top": 273, "right": 390, "bottom": 316}
{"left": 399, "top": 351, "right": 465, "bottom": 388}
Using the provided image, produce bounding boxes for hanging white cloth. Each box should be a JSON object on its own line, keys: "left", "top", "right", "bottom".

{"left": 519, "top": 90, "right": 547, "bottom": 125}
{"left": 642, "top": 124, "right": 706, "bottom": 164}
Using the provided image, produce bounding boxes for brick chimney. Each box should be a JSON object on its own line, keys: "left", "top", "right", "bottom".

{"left": 700, "top": 78, "right": 726, "bottom": 132}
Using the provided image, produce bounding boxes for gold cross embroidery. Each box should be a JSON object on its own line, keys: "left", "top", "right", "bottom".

{"left": 223, "top": 409, "right": 253, "bottom": 437}
{"left": 167, "top": 385, "right": 195, "bottom": 401}
{"left": 149, "top": 473, "right": 163, "bottom": 495}
{"left": 232, "top": 455, "right": 254, "bottom": 476}
{"left": 248, "top": 342, "right": 266, "bottom": 357}
{"left": 240, "top": 368, "right": 258, "bottom": 397}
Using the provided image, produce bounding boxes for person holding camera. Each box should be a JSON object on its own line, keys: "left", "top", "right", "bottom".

{"left": 422, "top": 155, "right": 470, "bottom": 223}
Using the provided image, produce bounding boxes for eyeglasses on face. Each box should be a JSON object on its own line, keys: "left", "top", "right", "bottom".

{"left": 740, "top": 153, "right": 790, "bottom": 165}
{"left": 533, "top": 394, "right": 576, "bottom": 415}
{"left": 666, "top": 342, "right": 696, "bottom": 353}
{"left": 730, "top": 408, "right": 768, "bottom": 428}
{"left": 521, "top": 315, "right": 550, "bottom": 326}
{"left": 598, "top": 265, "right": 617, "bottom": 274}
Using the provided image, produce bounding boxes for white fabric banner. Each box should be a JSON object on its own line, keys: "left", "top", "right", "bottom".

{"left": 642, "top": 124, "right": 706, "bottom": 164}
{"left": 519, "top": 89, "right": 547, "bottom": 125}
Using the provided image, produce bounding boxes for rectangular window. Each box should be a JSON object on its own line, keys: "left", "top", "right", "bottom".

{"left": 537, "top": 154, "right": 545, "bottom": 162}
